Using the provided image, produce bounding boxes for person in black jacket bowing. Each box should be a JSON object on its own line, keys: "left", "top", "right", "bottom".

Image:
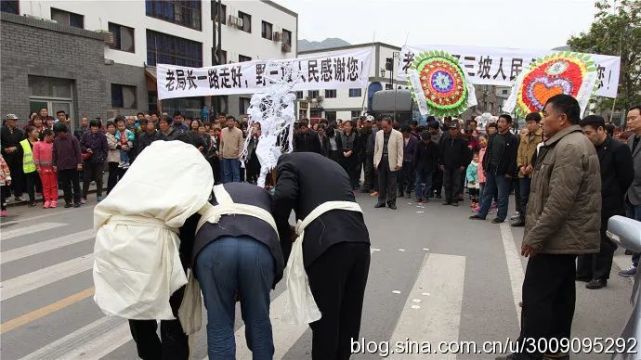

{"left": 272, "top": 152, "right": 370, "bottom": 360}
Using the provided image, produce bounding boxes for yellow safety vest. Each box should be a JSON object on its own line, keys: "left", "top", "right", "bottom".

{"left": 20, "top": 139, "right": 36, "bottom": 173}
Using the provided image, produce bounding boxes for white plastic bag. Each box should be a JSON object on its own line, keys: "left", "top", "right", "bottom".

{"left": 178, "top": 269, "right": 203, "bottom": 335}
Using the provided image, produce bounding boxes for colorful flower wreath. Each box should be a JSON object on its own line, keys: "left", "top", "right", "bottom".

{"left": 408, "top": 50, "right": 470, "bottom": 117}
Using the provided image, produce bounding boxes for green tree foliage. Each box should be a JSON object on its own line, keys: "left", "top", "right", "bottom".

{"left": 568, "top": 0, "right": 641, "bottom": 113}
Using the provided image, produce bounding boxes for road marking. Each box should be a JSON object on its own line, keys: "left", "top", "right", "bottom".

{"left": 389, "top": 253, "right": 466, "bottom": 359}
{"left": 19, "top": 316, "right": 130, "bottom": 360}
{"left": 1, "top": 254, "right": 93, "bottom": 301}
{"left": 0, "top": 287, "right": 95, "bottom": 334}
{"left": 0, "top": 222, "right": 66, "bottom": 241}
{"left": 230, "top": 291, "right": 309, "bottom": 360}
{"left": 0, "top": 207, "right": 88, "bottom": 227}
{"left": 500, "top": 222, "right": 525, "bottom": 326}
{"left": 1, "top": 229, "right": 95, "bottom": 264}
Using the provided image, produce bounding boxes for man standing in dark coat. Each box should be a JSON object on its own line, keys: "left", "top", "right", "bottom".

{"left": 577, "top": 115, "right": 633, "bottom": 289}
{"left": 273, "top": 152, "right": 370, "bottom": 360}
{"left": 399, "top": 126, "right": 418, "bottom": 198}
{"left": 438, "top": 121, "right": 471, "bottom": 207}
{"left": 293, "top": 119, "right": 321, "bottom": 154}
{"left": 1, "top": 114, "right": 25, "bottom": 201}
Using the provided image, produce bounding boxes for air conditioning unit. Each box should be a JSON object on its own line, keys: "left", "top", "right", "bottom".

{"left": 316, "top": 96, "right": 324, "bottom": 103}
{"left": 305, "top": 96, "right": 313, "bottom": 101}
{"left": 281, "top": 43, "right": 291, "bottom": 53}
{"left": 272, "top": 32, "right": 282, "bottom": 42}
{"left": 102, "top": 32, "right": 115, "bottom": 45}
{"left": 228, "top": 15, "right": 243, "bottom": 29}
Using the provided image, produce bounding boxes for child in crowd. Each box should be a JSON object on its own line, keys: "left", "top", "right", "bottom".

{"left": 0, "top": 154, "right": 11, "bottom": 217}
{"left": 33, "top": 129, "right": 58, "bottom": 208}
{"left": 467, "top": 152, "right": 480, "bottom": 211}
{"left": 115, "top": 117, "right": 135, "bottom": 169}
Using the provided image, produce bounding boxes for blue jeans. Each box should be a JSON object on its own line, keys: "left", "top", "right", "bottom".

{"left": 222, "top": 158, "right": 241, "bottom": 183}
{"left": 519, "top": 177, "right": 532, "bottom": 219}
{"left": 195, "top": 236, "right": 275, "bottom": 360}
{"left": 477, "top": 172, "right": 510, "bottom": 221}
{"left": 415, "top": 169, "right": 433, "bottom": 201}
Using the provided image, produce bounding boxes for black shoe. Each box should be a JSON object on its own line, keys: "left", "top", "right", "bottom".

{"left": 374, "top": 203, "right": 386, "bottom": 208}
{"left": 435, "top": 194, "right": 442, "bottom": 199}
{"left": 469, "top": 215, "right": 485, "bottom": 220}
{"left": 575, "top": 276, "right": 591, "bottom": 282}
{"left": 73, "top": 203, "right": 81, "bottom": 208}
{"left": 64, "top": 203, "right": 73, "bottom": 208}
{"left": 451, "top": 202, "right": 459, "bottom": 207}
{"left": 442, "top": 201, "right": 451, "bottom": 205}
{"left": 511, "top": 219, "right": 525, "bottom": 227}
{"left": 388, "top": 203, "right": 397, "bottom": 210}
{"left": 399, "top": 191, "right": 404, "bottom": 198}
{"left": 28, "top": 202, "right": 37, "bottom": 207}
{"left": 586, "top": 279, "right": 607, "bottom": 289}
{"left": 492, "top": 218, "right": 504, "bottom": 224}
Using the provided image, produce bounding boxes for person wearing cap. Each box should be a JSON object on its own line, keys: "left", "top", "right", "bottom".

{"left": 438, "top": 121, "right": 471, "bottom": 206}
{"left": 1, "top": 114, "right": 26, "bottom": 202}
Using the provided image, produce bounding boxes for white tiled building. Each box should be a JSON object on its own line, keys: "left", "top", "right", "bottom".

{"left": 297, "top": 42, "right": 407, "bottom": 122}
{"left": 4, "top": 0, "right": 297, "bottom": 119}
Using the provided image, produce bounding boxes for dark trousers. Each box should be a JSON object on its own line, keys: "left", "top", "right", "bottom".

{"left": 519, "top": 177, "right": 532, "bottom": 221}
{"left": 442, "top": 167, "right": 462, "bottom": 204}
{"left": 308, "top": 243, "right": 370, "bottom": 360}
{"left": 577, "top": 217, "right": 619, "bottom": 281}
{"left": 25, "top": 171, "right": 38, "bottom": 203}
{"left": 107, "top": 162, "right": 123, "bottom": 194}
{"left": 1, "top": 185, "right": 10, "bottom": 210}
{"left": 519, "top": 254, "right": 577, "bottom": 358}
{"left": 432, "top": 167, "right": 443, "bottom": 197}
{"left": 362, "top": 154, "right": 375, "bottom": 191}
{"left": 513, "top": 177, "right": 522, "bottom": 215}
{"left": 398, "top": 161, "right": 415, "bottom": 195}
{"left": 7, "top": 159, "right": 24, "bottom": 197}
{"left": 377, "top": 157, "right": 398, "bottom": 206}
{"left": 478, "top": 172, "right": 511, "bottom": 221}
{"left": 340, "top": 157, "right": 359, "bottom": 189}
{"left": 129, "top": 287, "right": 188, "bottom": 360}
{"left": 57, "top": 169, "right": 81, "bottom": 205}
{"left": 83, "top": 162, "right": 104, "bottom": 198}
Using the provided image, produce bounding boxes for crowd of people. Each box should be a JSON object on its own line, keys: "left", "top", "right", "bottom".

{"left": 3, "top": 96, "right": 641, "bottom": 359}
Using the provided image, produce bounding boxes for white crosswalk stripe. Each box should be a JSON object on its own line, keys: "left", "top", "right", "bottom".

{"left": 0, "top": 222, "right": 66, "bottom": 241}
{"left": 1, "top": 254, "right": 94, "bottom": 301}
{"left": 19, "top": 316, "right": 130, "bottom": 360}
{"left": 0, "top": 229, "right": 95, "bottom": 265}
{"left": 388, "top": 253, "right": 466, "bottom": 359}
{"left": 500, "top": 222, "right": 525, "bottom": 326}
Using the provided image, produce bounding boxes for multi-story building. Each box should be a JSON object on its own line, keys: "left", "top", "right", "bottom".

{"left": 0, "top": 0, "right": 297, "bottom": 129}
{"left": 297, "top": 42, "right": 406, "bottom": 122}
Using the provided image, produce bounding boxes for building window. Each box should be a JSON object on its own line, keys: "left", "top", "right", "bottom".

{"left": 51, "top": 8, "right": 84, "bottom": 29}
{"left": 282, "top": 29, "right": 292, "bottom": 47}
{"left": 295, "top": 91, "right": 303, "bottom": 99}
{"left": 146, "top": 0, "right": 201, "bottom": 30}
{"left": 324, "top": 89, "right": 337, "bottom": 98}
{"left": 108, "top": 22, "right": 135, "bottom": 53}
{"left": 308, "top": 90, "right": 319, "bottom": 98}
{"left": 238, "top": 11, "right": 251, "bottom": 33}
{"left": 261, "top": 21, "right": 273, "bottom": 40}
{"left": 385, "top": 84, "right": 393, "bottom": 90}
{"left": 212, "top": 48, "right": 227, "bottom": 65}
{"left": 351, "top": 110, "right": 361, "bottom": 119}
{"left": 112, "top": 84, "right": 137, "bottom": 109}
{"left": 147, "top": 30, "right": 202, "bottom": 67}
{"left": 211, "top": 2, "right": 226, "bottom": 24}
{"left": 348, "top": 88, "right": 362, "bottom": 97}
{"left": 239, "top": 97, "right": 251, "bottom": 115}
{"left": 239, "top": 55, "right": 252, "bottom": 62}
{"left": 1, "top": 1, "right": 19, "bottom": 14}
{"left": 325, "top": 111, "right": 336, "bottom": 122}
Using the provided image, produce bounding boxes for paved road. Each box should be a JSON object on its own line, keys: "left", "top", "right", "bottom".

{"left": 0, "top": 194, "right": 635, "bottom": 359}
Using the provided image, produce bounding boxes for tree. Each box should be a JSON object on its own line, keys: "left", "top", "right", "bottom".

{"left": 568, "top": 0, "right": 641, "bottom": 118}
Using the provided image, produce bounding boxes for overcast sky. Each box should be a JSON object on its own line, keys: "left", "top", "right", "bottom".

{"left": 275, "top": 0, "right": 599, "bottom": 50}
